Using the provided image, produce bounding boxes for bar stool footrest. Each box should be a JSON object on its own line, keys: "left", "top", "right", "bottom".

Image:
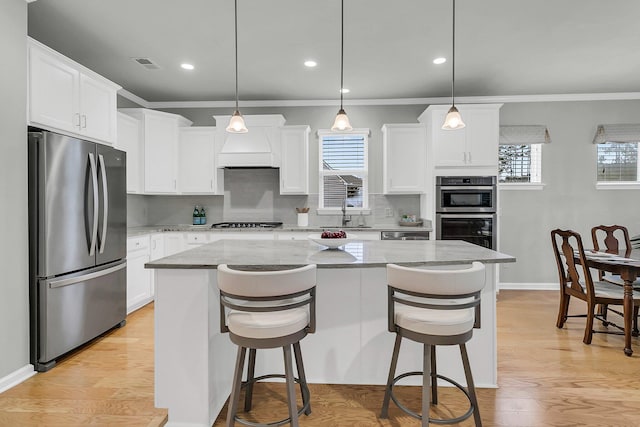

{"left": 235, "top": 373, "right": 311, "bottom": 427}
{"left": 389, "top": 371, "right": 475, "bottom": 425}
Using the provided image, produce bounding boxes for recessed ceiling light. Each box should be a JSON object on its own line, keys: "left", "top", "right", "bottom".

{"left": 340, "top": 88, "right": 350, "bottom": 94}
{"left": 304, "top": 60, "right": 317, "bottom": 68}
{"left": 181, "top": 63, "right": 195, "bottom": 70}
{"left": 433, "top": 57, "right": 447, "bottom": 65}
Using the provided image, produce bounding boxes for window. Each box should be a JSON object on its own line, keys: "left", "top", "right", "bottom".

{"left": 318, "top": 130, "right": 369, "bottom": 210}
{"left": 498, "top": 144, "right": 542, "bottom": 183}
{"left": 597, "top": 142, "right": 639, "bottom": 182}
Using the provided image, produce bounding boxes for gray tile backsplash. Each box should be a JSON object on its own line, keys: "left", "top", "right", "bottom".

{"left": 127, "top": 169, "right": 420, "bottom": 226}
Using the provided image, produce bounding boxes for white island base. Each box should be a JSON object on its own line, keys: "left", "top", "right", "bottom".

{"left": 154, "top": 264, "right": 498, "bottom": 427}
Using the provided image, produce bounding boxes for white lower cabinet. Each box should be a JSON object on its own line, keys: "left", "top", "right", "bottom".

{"left": 164, "top": 233, "right": 187, "bottom": 256}
{"left": 211, "top": 232, "right": 275, "bottom": 241}
{"left": 185, "top": 233, "right": 212, "bottom": 248}
{"left": 126, "top": 235, "right": 153, "bottom": 314}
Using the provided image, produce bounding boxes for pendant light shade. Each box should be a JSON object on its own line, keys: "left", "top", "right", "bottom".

{"left": 226, "top": 0, "right": 248, "bottom": 134}
{"left": 226, "top": 110, "right": 248, "bottom": 133}
{"left": 331, "top": 0, "right": 352, "bottom": 132}
{"left": 442, "top": 0, "right": 465, "bottom": 130}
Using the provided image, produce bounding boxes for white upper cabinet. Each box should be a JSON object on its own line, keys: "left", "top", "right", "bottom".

{"left": 419, "top": 104, "right": 502, "bottom": 171}
{"left": 116, "top": 112, "right": 142, "bottom": 193}
{"left": 28, "top": 38, "right": 120, "bottom": 145}
{"left": 279, "top": 126, "right": 310, "bottom": 195}
{"left": 178, "top": 127, "right": 224, "bottom": 194}
{"left": 382, "top": 124, "right": 427, "bottom": 194}
{"left": 119, "top": 108, "right": 192, "bottom": 194}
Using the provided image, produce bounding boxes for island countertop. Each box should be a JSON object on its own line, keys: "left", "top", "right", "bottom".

{"left": 146, "top": 239, "right": 515, "bottom": 269}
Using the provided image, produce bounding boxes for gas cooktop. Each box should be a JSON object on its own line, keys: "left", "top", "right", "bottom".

{"left": 210, "top": 222, "right": 283, "bottom": 229}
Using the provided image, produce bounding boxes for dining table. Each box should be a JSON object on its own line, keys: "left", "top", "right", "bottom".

{"left": 578, "top": 249, "right": 640, "bottom": 356}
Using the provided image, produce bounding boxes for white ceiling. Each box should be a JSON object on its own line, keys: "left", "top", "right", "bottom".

{"left": 27, "top": 0, "right": 640, "bottom": 105}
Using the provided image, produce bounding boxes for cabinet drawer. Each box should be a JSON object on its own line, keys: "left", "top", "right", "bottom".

{"left": 127, "top": 235, "right": 150, "bottom": 252}
{"left": 186, "top": 233, "right": 210, "bottom": 244}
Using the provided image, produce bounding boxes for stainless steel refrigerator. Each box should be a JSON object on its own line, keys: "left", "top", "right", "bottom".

{"left": 28, "top": 128, "right": 127, "bottom": 372}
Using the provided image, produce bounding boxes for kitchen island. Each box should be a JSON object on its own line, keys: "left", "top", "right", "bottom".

{"left": 147, "top": 239, "right": 515, "bottom": 427}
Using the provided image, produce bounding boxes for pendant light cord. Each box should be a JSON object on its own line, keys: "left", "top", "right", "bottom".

{"left": 234, "top": 0, "right": 239, "bottom": 111}
{"left": 451, "top": 0, "right": 456, "bottom": 108}
{"left": 340, "top": 0, "right": 344, "bottom": 109}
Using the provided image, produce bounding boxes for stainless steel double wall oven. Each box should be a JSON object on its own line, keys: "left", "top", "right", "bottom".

{"left": 435, "top": 176, "right": 497, "bottom": 249}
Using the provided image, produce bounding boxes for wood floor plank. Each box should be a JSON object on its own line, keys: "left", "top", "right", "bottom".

{"left": 2, "top": 291, "right": 640, "bottom": 426}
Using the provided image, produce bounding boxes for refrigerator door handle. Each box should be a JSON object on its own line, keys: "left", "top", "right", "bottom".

{"left": 48, "top": 262, "right": 127, "bottom": 289}
{"left": 88, "top": 152, "right": 99, "bottom": 256}
{"left": 98, "top": 153, "right": 109, "bottom": 254}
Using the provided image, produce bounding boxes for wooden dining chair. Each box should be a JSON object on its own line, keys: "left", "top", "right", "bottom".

{"left": 551, "top": 228, "right": 640, "bottom": 344}
{"left": 591, "top": 225, "right": 633, "bottom": 282}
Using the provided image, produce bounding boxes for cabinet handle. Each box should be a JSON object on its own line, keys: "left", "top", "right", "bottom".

{"left": 174, "top": 179, "right": 177, "bottom": 189}
{"left": 463, "top": 152, "right": 467, "bottom": 163}
{"left": 81, "top": 115, "right": 87, "bottom": 129}
{"left": 75, "top": 113, "right": 81, "bottom": 128}
{"left": 468, "top": 152, "right": 472, "bottom": 163}
{"left": 210, "top": 179, "right": 213, "bottom": 190}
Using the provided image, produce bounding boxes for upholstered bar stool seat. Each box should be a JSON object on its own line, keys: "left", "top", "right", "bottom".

{"left": 218, "top": 264, "right": 317, "bottom": 427}
{"left": 380, "top": 262, "right": 486, "bottom": 427}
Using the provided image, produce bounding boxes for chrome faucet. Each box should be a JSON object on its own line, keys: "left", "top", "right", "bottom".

{"left": 341, "top": 197, "right": 352, "bottom": 227}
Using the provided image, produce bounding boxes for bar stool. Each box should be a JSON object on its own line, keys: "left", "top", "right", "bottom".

{"left": 217, "top": 264, "right": 316, "bottom": 427}
{"left": 380, "top": 262, "right": 486, "bottom": 427}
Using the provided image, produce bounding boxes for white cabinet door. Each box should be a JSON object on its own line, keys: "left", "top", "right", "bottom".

{"left": 382, "top": 124, "right": 427, "bottom": 194}
{"left": 79, "top": 73, "right": 117, "bottom": 144}
{"left": 352, "top": 231, "right": 380, "bottom": 240}
{"left": 28, "top": 39, "right": 120, "bottom": 145}
{"left": 178, "top": 127, "right": 223, "bottom": 194}
{"left": 185, "top": 233, "right": 211, "bottom": 247}
{"left": 126, "top": 235, "right": 152, "bottom": 314}
{"left": 465, "top": 108, "right": 500, "bottom": 168}
{"left": 164, "top": 233, "right": 186, "bottom": 256}
{"left": 145, "top": 114, "right": 179, "bottom": 193}
{"left": 150, "top": 233, "right": 165, "bottom": 261}
{"left": 280, "top": 126, "right": 310, "bottom": 194}
{"left": 28, "top": 42, "right": 80, "bottom": 134}
{"left": 420, "top": 104, "right": 501, "bottom": 170}
{"left": 116, "top": 113, "right": 142, "bottom": 193}
{"left": 276, "top": 232, "right": 311, "bottom": 241}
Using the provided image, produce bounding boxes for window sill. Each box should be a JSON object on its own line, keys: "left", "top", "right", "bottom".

{"left": 499, "top": 183, "right": 545, "bottom": 191}
{"left": 316, "top": 209, "right": 371, "bottom": 215}
{"left": 596, "top": 182, "right": 640, "bottom": 190}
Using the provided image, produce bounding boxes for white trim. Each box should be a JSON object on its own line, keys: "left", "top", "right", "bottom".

{"left": 120, "top": 92, "right": 640, "bottom": 110}
{"left": 499, "top": 282, "right": 557, "bottom": 291}
{"left": 499, "top": 183, "right": 545, "bottom": 191}
{"left": 118, "top": 89, "right": 151, "bottom": 108}
{"left": 0, "top": 365, "right": 36, "bottom": 393}
{"left": 596, "top": 182, "right": 640, "bottom": 190}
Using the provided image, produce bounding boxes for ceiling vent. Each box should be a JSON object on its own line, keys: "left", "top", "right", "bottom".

{"left": 132, "top": 57, "right": 161, "bottom": 70}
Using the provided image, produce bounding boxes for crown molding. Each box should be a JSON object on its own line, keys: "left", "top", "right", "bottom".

{"left": 117, "top": 90, "right": 640, "bottom": 110}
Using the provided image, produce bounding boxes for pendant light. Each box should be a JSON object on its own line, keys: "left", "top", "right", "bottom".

{"left": 331, "top": 0, "right": 352, "bottom": 132}
{"left": 226, "top": 0, "right": 248, "bottom": 133}
{"left": 442, "top": 0, "right": 465, "bottom": 130}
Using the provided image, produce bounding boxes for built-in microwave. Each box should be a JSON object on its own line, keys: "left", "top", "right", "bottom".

{"left": 435, "top": 176, "right": 497, "bottom": 213}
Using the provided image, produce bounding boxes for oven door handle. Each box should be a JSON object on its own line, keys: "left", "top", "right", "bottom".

{"left": 436, "top": 186, "right": 495, "bottom": 191}
{"left": 437, "top": 213, "right": 496, "bottom": 219}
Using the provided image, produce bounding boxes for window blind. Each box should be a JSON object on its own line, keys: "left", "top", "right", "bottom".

{"left": 499, "top": 125, "right": 551, "bottom": 145}
{"left": 592, "top": 124, "right": 640, "bottom": 144}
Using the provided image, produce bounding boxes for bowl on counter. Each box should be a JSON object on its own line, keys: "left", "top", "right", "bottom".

{"left": 308, "top": 233, "right": 356, "bottom": 249}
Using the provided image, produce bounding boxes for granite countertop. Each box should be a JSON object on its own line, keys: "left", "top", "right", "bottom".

{"left": 128, "top": 221, "right": 433, "bottom": 237}
{"left": 145, "top": 239, "right": 515, "bottom": 270}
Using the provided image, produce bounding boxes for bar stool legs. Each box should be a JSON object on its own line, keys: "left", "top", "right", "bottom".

{"left": 380, "top": 340, "right": 482, "bottom": 426}
{"left": 226, "top": 343, "right": 311, "bottom": 427}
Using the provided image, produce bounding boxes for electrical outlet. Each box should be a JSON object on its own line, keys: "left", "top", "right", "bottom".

{"left": 385, "top": 208, "right": 393, "bottom": 217}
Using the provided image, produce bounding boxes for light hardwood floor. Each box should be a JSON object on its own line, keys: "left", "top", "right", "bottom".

{"left": 1, "top": 291, "right": 639, "bottom": 426}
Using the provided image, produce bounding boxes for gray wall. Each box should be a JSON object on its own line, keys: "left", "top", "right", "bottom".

{"left": 499, "top": 100, "right": 640, "bottom": 283}
{"left": 0, "top": 0, "right": 28, "bottom": 378}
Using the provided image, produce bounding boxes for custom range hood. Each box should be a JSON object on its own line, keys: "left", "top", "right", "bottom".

{"left": 214, "top": 114, "right": 286, "bottom": 168}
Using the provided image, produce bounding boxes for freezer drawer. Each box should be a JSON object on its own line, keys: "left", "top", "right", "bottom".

{"left": 35, "top": 261, "right": 126, "bottom": 370}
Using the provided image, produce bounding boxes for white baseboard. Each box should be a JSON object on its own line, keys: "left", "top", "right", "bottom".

{"left": 0, "top": 364, "right": 36, "bottom": 394}
{"left": 499, "top": 282, "right": 557, "bottom": 291}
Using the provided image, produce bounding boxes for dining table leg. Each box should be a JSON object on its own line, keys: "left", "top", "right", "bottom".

{"left": 623, "top": 274, "right": 634, "bottom": 357}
